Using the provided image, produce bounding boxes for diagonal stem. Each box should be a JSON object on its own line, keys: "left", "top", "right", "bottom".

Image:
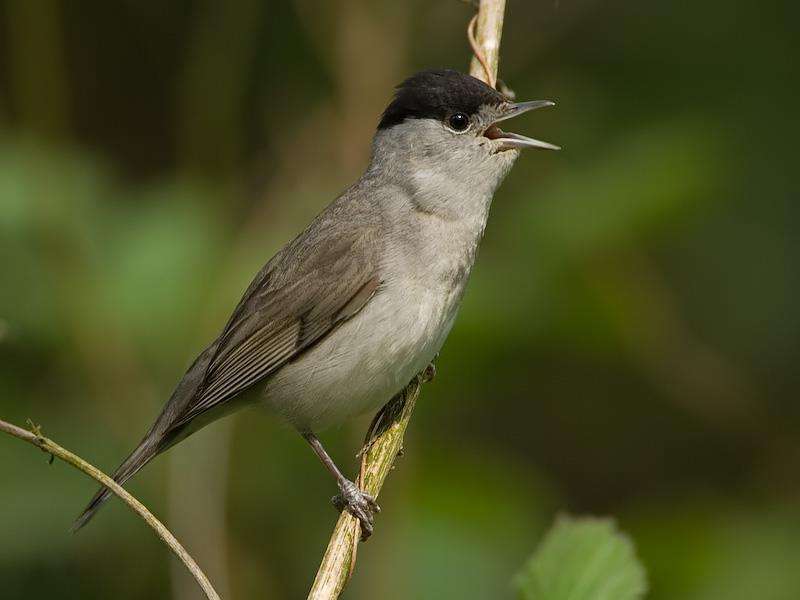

{"left": 307, "top": 376, "right": 423, "bottom": 599}
{"left": 469, "top": 0, "right": 507, "bottom": 87}
{"left": 0, "top": 418, "right": 222, "bottom": 600}
{"left": 307, "top": 2, "right": 507, "bottom": 597}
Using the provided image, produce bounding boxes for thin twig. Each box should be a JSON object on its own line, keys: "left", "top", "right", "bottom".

{"left": 469, "top": 0, "right": 507, "bottom": 87}
{"left": 307, "top": 2, "right": 507, "bottom": 597}
{"left": 467, "top": 13, "right": 494, "bottom": 88}
{"left": 307, "top": 376, "right": 424, "bottom": 599}
{"left": 0, "top": 418, "right": 222, "bottom": 600}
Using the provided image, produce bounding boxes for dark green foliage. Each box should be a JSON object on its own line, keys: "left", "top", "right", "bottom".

{"left": 1, "top": 0, "right": 798, "bottom": 598}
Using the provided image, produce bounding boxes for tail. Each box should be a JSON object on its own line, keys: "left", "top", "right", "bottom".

{"left": 72, "top": 340, "right": 220, "bottom": 532}
{"left": 71, "top": 432, "right": 162, "bottom": 533}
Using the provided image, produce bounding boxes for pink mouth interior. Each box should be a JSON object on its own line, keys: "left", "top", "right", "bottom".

{"left": 484, "top": 124, "right": 505, "bottom": 140}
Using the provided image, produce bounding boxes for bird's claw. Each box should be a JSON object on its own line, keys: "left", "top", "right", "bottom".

{"left": 332, "top": 478, "right": 380, "bottom": 541}
{"left": 422, "top": 361, "right": 436, "bottom": 382}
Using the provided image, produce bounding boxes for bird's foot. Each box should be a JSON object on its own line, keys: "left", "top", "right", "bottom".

{"left": 332, "top": 478, "right": 380, "bottom": 541}
{"left": 422, "top": 361, "right": 436, "bottom": 382}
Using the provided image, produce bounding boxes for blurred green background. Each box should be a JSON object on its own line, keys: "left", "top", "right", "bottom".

{"left": 1, "top": 0, "right": 798, "bottom": 598}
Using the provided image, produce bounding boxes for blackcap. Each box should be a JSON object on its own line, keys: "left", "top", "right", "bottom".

{"left": 74, "top": 69, "right": 557, "bottom": 538}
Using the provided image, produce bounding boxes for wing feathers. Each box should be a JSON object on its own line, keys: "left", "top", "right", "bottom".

{"left": 174, "top": 323, "right": 300, "bottom": 426}
{"left": 165, "top": 225, "right": 381, "bottom": 433}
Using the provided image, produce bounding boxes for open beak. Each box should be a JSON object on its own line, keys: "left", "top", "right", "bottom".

{"left": 484, "top": 100, "right": 560, "bottom": 151}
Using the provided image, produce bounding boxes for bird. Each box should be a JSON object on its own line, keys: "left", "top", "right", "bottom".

{"left": 73, "top": 68, "right": 557, "bottom": 539}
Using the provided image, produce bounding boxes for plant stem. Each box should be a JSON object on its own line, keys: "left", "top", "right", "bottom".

{"left": 469, "top": 0, "right": 506, "bottom": 87}
{"left": 307, "top": 2, "right": 507, "bottom": 597}
{"left": 307, "top": 377, "right": 423, "bottom": 599}
{"left": 0, "top": 418, "right": 222, "bottom": 600}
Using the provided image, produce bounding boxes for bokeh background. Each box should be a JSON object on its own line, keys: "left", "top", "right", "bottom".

{"left": 1, "top": 0, "right": 798, "bottom": 598}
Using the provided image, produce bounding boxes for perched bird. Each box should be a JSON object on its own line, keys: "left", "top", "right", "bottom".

{"left": 74, "top": 69, "right": 557, "bottom": 538}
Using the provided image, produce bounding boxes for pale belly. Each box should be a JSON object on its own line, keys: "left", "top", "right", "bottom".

{"left": 260, "top": 272, "right": 466, "bottom": 431}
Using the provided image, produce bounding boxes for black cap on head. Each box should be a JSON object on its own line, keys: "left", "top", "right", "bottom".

{"left": 378, "top": 69, "right": 507, "bottom": 130}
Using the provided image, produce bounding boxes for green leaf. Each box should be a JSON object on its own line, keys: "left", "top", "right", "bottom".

{"left": 515, "top": 516, "right": 648, "bottom": 600}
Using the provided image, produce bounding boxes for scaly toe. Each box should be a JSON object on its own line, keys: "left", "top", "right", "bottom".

{"left": 332, "top": 479, "right": 379, "bottom": 540}
{"left": 363, "top": 493, "right": 381, "bottom": 513}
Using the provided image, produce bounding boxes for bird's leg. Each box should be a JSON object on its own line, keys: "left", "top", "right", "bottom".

{"left": 422, "top": 358, "right": 437, "bottom": 382}
{"left": 302, "top": 431, "right": 380, "bottom": 540}
{"left": 359, "top": 359, "right": 437, "bottom": 458}
{"left": 358, "top": 392, "right": 404, "bottom": 458}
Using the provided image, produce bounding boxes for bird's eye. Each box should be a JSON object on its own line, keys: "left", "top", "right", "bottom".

{"left": 448, "top": 113, "right": 470, "bottom": 132}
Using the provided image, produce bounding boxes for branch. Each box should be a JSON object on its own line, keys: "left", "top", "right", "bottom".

{"left": 307, "top": 376, "right": 424, "bottom": 599}
{"left": 307, "top": 4, "right": 507, "bottom": 598}
{"left": 0, "top": 418, "right": 221, "bottom": 600}
{"left": 469, "top": 0, "right": 506, "bottom": 87}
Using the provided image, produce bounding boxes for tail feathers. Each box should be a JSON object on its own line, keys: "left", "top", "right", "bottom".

{"left": 71, "top": 434, "right": 161, "bottom": 533}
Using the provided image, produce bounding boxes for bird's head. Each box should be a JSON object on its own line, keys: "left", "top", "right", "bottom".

{"left": 371, "top": 69, "right": 557, "bottom": 197}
